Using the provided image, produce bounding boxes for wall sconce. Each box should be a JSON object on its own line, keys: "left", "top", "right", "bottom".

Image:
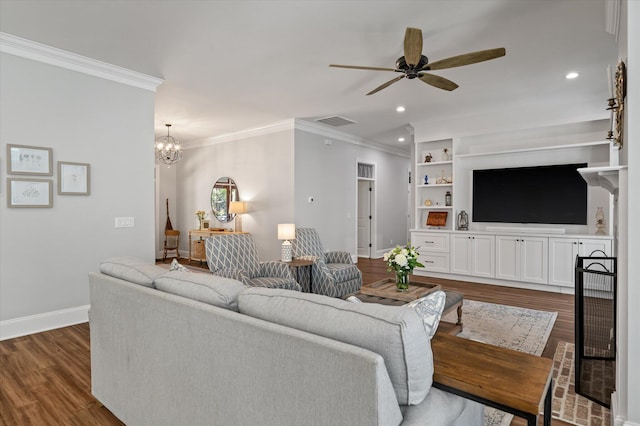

{"left": 229, "top": 201, "right": 247, "bottom": 232}
{"left": 277, "top": 223, "right": 296, "bottom": 262}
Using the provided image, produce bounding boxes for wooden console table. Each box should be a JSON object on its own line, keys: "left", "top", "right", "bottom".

{"left": 431, "top": 333, "right": 553, "bottom": 426}
{"left": 188, "top": 229, "right": 248, "bottom": 264}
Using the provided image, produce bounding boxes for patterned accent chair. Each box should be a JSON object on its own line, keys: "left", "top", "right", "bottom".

{"left": 291, "top": 228, "right": 362, "bottom": 298}
{"left": 205, "top": 234, "right": 301, "bottom": 291}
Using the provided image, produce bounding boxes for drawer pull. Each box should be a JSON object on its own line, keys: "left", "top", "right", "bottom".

{"left": 425, "top": 241, "right": 434, "bottom": 244}
{"left": 424, "top": 260, "right": 435, "bottom": 263}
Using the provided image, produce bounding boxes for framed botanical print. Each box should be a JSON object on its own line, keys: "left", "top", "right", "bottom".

{"left": 58, "top": 161, "right": 90, "bottom": 195}
{"left": 7, "top": 144, "right": 53, "bottom": 175}
{"left": 7, "top": 178, "right": 53, "bottom": 208}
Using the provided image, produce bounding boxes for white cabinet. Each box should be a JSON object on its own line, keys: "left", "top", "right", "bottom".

{"left": 496, "top": 236, "right": 548, "bottom": 284}
{"left": 548, "top": 238, "right": 613, "bottom": 287}
{"left": 412, "top": 232, "right": 450, "bottom": 273}
{"left": 451, "top": 234, "right": 495, "bottom": 278}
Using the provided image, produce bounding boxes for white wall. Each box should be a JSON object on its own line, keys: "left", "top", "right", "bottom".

{"left": 294, "top": 128, "right": 410, "bottom": 257}
{"left": 0, "top": 51, "right": 158, "bottom": 338}
{"left": 173, "top": 127, "right": 295, "bottom": 261}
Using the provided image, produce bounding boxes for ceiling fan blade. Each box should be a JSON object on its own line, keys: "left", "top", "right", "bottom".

{"left": 404, "top": 27, "right": 423, "bottom": 67}
{"left": 330, "top": 64, "right": 397, "bottom": 72}
{"left": 418, "top": 72, "right": 459, "bottom": 91}
{"left": 425, "top": 47, "right": 506, "bottom": 70}
{"left": 366, "top": 75, "right": 405, "bottom": 96}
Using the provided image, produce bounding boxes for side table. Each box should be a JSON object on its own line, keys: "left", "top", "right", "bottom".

{"left": 283, "top": 258, "right": 314, "bottom": 293}
{"left": 431, "top": 333, "right": 553, "bottom": 426}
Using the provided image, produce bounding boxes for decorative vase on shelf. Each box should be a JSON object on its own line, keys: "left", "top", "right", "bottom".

{"left": 441, "top": 148, "right": 451, "bottom": 161}
{"left": 595, "top": 207, "right": 606, "bottom": 235}
{"left": 395, "top": 271, "right": 409, "bottom": 292}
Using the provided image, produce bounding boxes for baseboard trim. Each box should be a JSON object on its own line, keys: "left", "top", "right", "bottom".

{"left": 0, "top": 305, "right": 90, "bottom": 341}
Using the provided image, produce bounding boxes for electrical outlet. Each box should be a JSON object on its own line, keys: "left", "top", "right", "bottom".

{"left": 115, "top": 217, "right": 135, "bottom": 228}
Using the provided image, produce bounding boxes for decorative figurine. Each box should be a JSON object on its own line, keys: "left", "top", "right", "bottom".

{"left": 596, "top": 207, "right": 606, "bottom": 235}
{"left": 424, "top": 153, "right": 433, "bottom": 163}
{"left": 424, "top": 175, "right": 429, "bottom": 184}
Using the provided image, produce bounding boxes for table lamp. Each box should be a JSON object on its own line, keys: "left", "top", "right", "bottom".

{"left": 229, "top": 201, "right": 246, "bottom": 232}
{"left": 277, "top": 223, "right": 296, "bottom": 262}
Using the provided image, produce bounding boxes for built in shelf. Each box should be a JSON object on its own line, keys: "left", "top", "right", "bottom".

{"left": 578, "top": 165, "right": 627, "bottom": 195}
{"left": 417, "top": 160, "right": 453, "bottom": 166}
{"left": 417, "top": 183, "right": 453, "bottom": 188}
{"left": 417, "top": 206, "right": 454, "bottom": 210}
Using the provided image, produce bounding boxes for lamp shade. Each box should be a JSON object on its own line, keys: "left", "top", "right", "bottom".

{"left": 229, "top": 201, "right": 247, "bottom": 214}
{"left": 277, "top": 223, "right": 296, "bottom": 240}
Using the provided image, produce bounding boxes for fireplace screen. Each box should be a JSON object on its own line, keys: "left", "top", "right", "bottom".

{"left": 574, "top": 255, "right": 616, "bottom": 408}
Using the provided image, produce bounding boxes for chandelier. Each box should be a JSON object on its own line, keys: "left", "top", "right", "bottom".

{"left": 155, "top": 124, "right": 183, "bottom": 166}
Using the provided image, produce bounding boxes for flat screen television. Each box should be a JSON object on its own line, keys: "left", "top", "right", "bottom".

{"left": 472, "top": 163, "right": 588, "bottom": 225}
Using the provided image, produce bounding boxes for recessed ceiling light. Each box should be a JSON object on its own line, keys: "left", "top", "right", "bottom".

{"left": 566, "top": 72, "right": 579, "bottom": 79}
{"left": 398, "top": 137, "right": 405, "bottom": 142}
{"left": 396, "top": 106, "right": 406, "bottom": 112}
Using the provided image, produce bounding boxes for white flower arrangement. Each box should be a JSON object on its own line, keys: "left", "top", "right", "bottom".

{"left": 383, "top": 243, "right": 424, "bottom": 274}
{"left": 195, "top": 210, "right": 207, "bottom": 221}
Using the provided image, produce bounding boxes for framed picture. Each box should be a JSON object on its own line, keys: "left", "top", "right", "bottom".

{"left": 427, "top": 211, "right": 448, "bottom": 227}
{"left": 58, "top": 161, "right": 90, "bottom": 195}
{"left": 202, "top": 219, "right": 211, "bottom": 229}
{"left": 7, "top": 178, "right": 53, "bottom": 208}
{"left": 7, "top": 144, "right": 53, "bottom": 175}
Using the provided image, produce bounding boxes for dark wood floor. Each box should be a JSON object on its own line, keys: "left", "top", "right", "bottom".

{"left": 1, "top": 258, "right": 574, "bottom": 426}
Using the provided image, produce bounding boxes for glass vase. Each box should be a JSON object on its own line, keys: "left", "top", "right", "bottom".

{"left": 396, "top": 271, "right": 410, "bottom": 292}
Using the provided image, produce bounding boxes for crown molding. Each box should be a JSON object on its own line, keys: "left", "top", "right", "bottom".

{"left": 605, "top": 0, "right": 621, "bottom": 41}
{"left": 294, "top": 119, "right": 410, "bottom": 158}
{"left": 186, "top": 118, "right": 409, "bottom": 157}
{"left": 0, "top": 32, "right": 163, "bottom": 92}
{"left": 186, "top": 119, "right": 296, "bottom": 148}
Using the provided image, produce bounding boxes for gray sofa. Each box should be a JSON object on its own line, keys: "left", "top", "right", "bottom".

{"left": 89, "top": 257, "right": 483, "bottom": 426}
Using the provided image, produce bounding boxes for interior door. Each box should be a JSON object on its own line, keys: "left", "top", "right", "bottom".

{"left": 357, "top": 180, "right": 372, "bottom": 257}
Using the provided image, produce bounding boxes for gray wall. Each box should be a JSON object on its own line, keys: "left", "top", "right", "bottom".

{"left": 0, "top": 53, "right": 156, "bottom": 327}
{"left": 174, "top": 129, "right": 295, "bottom": 261}
{"left": 293, "top": 128, "right": 410, "bottom": 257}
{"left": 168, "top": 123, "right": 411, "bottom": 263}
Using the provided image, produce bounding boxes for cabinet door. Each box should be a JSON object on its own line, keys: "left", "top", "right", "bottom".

{"left": 549, "top": 238, "right": 579, "bottom": 287}
{"left": 520, "top": 237, "right": 548, "bottom": 284}
{"left": 471, "top": 235, "right": 495, "bottom": 278}
{"left": 496, "top": 236, "right": 519, "bottom": 281}
{"left": 451, "top": 234, "right": 472, "bottom": 276}
{"left": 579, "top": 239, "right": 612, "bottom": 257}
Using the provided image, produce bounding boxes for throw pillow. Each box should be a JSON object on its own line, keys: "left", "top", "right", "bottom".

{"left": 170, "top": 259, "right": 190, "bottom": 272}
{"left": 345, "top": 295, "right": 363, "bottom": 304}
{"left": 405, "top": 290, "right": 446, "bottom": 339}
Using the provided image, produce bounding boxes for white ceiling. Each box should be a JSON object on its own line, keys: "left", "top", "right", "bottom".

{"left": 0, "top": 0, "right": 618, "bottom": 153}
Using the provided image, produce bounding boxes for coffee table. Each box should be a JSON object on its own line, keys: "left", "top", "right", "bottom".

{"left": 345, "top": 277, "right": 464, "bottom": 335}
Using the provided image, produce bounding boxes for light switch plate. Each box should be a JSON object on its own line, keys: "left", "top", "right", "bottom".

{"left": 115, "top": 217, "right": 135, "bottom": 228}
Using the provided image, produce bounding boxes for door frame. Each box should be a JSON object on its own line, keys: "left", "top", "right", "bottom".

{"left": 356, "top": 161, "right": 376, "bottom": 259}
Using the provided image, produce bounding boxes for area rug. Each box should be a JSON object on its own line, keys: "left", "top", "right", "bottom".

{"left": 441, "top": 300, "right": 558, "bottom": 426}
{"left": 552, "top": 341, "right": 611, "bottom": 426}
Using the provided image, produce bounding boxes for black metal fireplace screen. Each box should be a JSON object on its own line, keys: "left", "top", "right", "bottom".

{"left": 574, "top": 255, "right": 616, "bottom": 408}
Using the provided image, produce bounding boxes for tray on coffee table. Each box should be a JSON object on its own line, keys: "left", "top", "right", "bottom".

{"left": 356, "top": 278, "right": 442, "bottom": 303}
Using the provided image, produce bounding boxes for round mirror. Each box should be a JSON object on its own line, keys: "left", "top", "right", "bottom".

{"left": 210, "top": 177, "right": 239, "bottom": 223}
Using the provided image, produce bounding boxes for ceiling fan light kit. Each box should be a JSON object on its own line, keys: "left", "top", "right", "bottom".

{"left": 330, "top": 27, "right": 506, "bottom": 95}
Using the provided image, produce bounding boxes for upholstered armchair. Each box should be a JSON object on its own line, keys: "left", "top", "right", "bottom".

{"left": 205, "top": 234, "right": 301, "bottom": 291}
{"left": 291, "top": 228, "right": 362, "bottom": 298}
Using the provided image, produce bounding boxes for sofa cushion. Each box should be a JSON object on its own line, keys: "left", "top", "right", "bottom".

{"left": 99, "top": 257, "right": 166, "bottom": 288}
{"left": 154, "top": 271, "right": 246, "bottom": 311}
{"left": 237, "top": 288, "right": 433, "bottom": 405}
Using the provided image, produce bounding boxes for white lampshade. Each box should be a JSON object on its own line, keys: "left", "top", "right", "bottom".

{"left": 229, "top": 201, "right": 247, "bottom": 215}
{"left": 278, "top": 223, "right": 296, "bottom": 240}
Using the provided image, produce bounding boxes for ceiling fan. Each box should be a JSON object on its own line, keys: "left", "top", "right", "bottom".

{"left": 330, "top": 27, "right": 506, "bottom": 95}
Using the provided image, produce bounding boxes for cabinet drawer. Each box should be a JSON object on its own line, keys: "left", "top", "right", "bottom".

{"left": 418, "top": 253, "right": 450, "bottom": 273}
{"left": 412, "top": 233, "right": 449, "bottom": 252}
